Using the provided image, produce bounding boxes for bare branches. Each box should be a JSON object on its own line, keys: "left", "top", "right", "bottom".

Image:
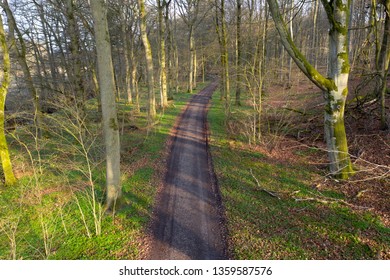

{"left": 250, "top": 168, "right": 375, "bottom": 211}
{"left": 250, "top": 168, "right": 281, "bottom": 199}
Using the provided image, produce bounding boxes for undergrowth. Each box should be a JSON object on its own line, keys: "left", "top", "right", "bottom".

{"left": 208, "top": 93, "right": 390, "bottom": 259}
{"left": 0, "top": 84, "right": 205, "bottom": 260}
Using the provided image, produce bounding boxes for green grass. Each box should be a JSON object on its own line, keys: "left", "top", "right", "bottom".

{"left": 208, "top": 95, "right": 390, "bottom": 259}
{"left": 0, "top": 84, "right": 206, "bottom": 260}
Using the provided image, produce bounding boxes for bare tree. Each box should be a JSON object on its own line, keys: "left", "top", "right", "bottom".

{"left": 176, "top": 0, "right": 203, "bottom": 93}
{"left": 158, "top": 0, "right": 171, "bottom": 108}
{"left": 267, "top": 0, "right": 354, "bottom": 179}
{"left": 65, "top": 0, "right": 86, "bottom": 122}
{"left": 1, "top": 0, "right": 43, "bottom": 137}
{"left": 138, "top": 0, "right": 156, "bottom": 122}
{"left": 215, "top": 0, "right": 230, "bottom": 114}
{"left": 90, "top": 0, "right": 121, "bottom": 211}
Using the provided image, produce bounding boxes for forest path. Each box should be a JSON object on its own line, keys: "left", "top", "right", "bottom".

{"left": 146, "top": 81, "right": 227, "bottom": 260}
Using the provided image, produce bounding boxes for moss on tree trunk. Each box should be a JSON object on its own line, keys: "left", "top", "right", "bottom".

{"left": 267, "top": 0, "right": 354, "bottom": 179}
{"left": 324, "top": 95, "right": 354, "bottom": 179}
{"left": 0, "top": 13, "right": 16, "bottom": 186}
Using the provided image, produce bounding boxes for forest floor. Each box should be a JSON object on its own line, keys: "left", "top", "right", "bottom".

{"left": 145, "top": 81, "right": 227, "bottom": 260}
{"left": 262, "top": 75, "right": 390, "bottom": 227}
{"left": 1, "top": 83, "right": 208, "bottom": 259}
{"left": 1, "top": 74, "right": 389, "bottom": 260}
{"left": 207, "top": 72, "right": 390, "bottom": 259}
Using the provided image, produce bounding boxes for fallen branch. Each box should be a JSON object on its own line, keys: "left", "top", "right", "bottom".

{"left": 354, "top": 189, "right": 369, "bottom": 199}
{"left": 249, "top": 170, "right": 374, "bottom": 210}
{"left": 292, "top": 192, "right": 374, "bottom": 210}
{"left": 281, "top": 107, "right": 306, "bottom": 115}
{"left": 250, "top": 169, "right": 281, "bottom": 199}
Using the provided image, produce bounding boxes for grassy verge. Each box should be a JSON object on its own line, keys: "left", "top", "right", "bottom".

{"left": 0, "top": 83, "right": 206, "bottom": 260}
{"left": 208, "top": 93, "right": 390, "bottom": 259}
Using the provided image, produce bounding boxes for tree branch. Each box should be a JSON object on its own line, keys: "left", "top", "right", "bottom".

{"left": 266, "top": 0, "right": 335, "bottom": 92}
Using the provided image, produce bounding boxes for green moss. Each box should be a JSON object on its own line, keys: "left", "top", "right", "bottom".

{"left": 342, "top": 88, "right": 348, "bottom": 97}
{"left": 325, "top": 1, "right": 349, "bottom": 36}
{"left": 334, "top": 115, "right": 355, "bottom": 179}
{"left": 336, "top": 0, "right": 348, "bottom": 12}
{"left": 287, "top": 35, "right": 336, "bottom": 92}
{"left": 338, "top": 52, "right": 350, "bottom": 73}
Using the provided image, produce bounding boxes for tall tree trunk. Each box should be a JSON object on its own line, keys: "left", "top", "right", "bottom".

{"left": 193, "top": 47, "right": 197, "bottom": 89}
{"left": 312, "top": 0, "right": 319, "bottom": 68}
{"left": 216, "top": 0, "right": 230, "bottom": 114}
{"left": 1, "top": 0, "right": 42, "bottom": 137}
{"left": 66, "top": 0, "right": 86, "bottom": 123}
{"left": 267, "top": 0, "right": 354, "bottom": 179}
{"left": 121, "top": 9, "right": 132, "bottom": 105}
{"left": 221, "top": 0, "right": 230, "bottom": 114}
{"left": 130, "top": 39, "right": 140, "bottom": 113}
{"left": 257, "top": 2, "right": 269, "bottom": 142}
{"left": 202, "top": 52, "right": 206, "bottom": 83}
{"left": 0, "top": 13, "right": 16, "bottom": 186}
{"left": 34, "top": 0, "right": 58, "bottom": 94}
{"left": 132, "top": 62, "right": 140, "bottom": 113}
{"left": 235, "top": 0, "right": 242, "bottom": 106}
{"left": 90, "top": 0, "right": 121, "bottom": 211}
{"left": 138, "top": 0, "right": 156, "bottom": 121}
{"left": 288, "top": 0, "right": 294, "bottom": 86}
{"left": 158, "top": 0, "right": 168, "bottom": 108}
{"left": 324, "top": 2, "right": 354, "bottom": 178}
{"left": 377, "top": 0, "right": 390, "bottom": 130}
{"left": 189, "top": 25, "right": 195, "bottom": 93}
{"left": 165, "top": 1, "right": 173, "bottom": 99}
{"left": 173, "top": 0, "right": 180, "bottom": 94}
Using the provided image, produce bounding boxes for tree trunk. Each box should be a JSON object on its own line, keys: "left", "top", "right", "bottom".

{"left": 235, "top": 0, "right": 242, "bottom": 106}
{"left": 90, "top": 0, "right": 121, "bottom": 211}
{"left": 130, "top": 42, "right": 140, "bottom": 113}
{"left": 202, "top": 52, "right": 206, "bottom": 83}
{"left": 257, "top": 3, "right": 269, "bottom": 142}
{"left": 138, "top": 0, "right": 156, "bottom": 121}
{"left": 165, "top": 1, "right": 173, "bottom": 99}
{"left": 216, "top": 0, "right": 230, "bottom": 114}
{"left": 377, "top": 0, "right": 390, "bottom": 130}
{"left": 158, "top": 0, "right": 168, "bottom": 108}
{"left": 0, "top": 13, "right": 16, "bottom": 186}
{"left": 189, "top": 26, "right": 195, "bottom": 93}
{"left": 288, "top": 0, "right": 294, "bottom": 86}
{"left": 66, "top": 0, "right": 86, "bottom": 123}
{"left": 221, "top": 0, "right": 230, "bottom": 114}
{"left": 322, "top": 1, "right": 354, "bottom": 179}
{"left": 267, "top": 0, "right": 354, "bottom": 179}
{"left": 121, "top": 10, "right": 132, "bottom": 105}
{"left": 193, "top": 47, "right": 197, "bottom": 89}
{"left": 2, "top": 0, "right": 42, "bottom": 137}
{"left": 173, "top": 0, "right": 181, "bottom": 94}
{"left": 312, "top": 0, "right": 319, "bottom": 68}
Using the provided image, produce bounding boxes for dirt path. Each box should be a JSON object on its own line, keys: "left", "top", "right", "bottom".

{"left": 146, "top": 82, "right": 227, "bottom": 260}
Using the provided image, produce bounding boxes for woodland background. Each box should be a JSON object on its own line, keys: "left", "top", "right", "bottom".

{"left": 0, "top": 0, "right": 389, "bottom": 259}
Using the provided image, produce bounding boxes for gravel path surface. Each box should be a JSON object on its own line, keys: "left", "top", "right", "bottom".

{"left": 147, "top": 82, "right": 227, "bottom": 260}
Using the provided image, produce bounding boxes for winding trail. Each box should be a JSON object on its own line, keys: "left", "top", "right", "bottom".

{"left": 147, "top": 82, "right": 227, "bottom": 260}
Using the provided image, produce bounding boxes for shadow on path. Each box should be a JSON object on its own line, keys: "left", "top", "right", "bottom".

{"left": 147, "top": 82, "right": 227, "bottom": 260}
